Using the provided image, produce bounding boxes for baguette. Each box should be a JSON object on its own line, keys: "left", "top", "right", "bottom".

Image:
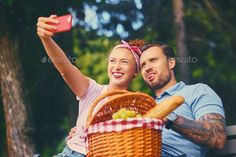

{"left": 144, "top": 95, "right": 184, "bottom": 119}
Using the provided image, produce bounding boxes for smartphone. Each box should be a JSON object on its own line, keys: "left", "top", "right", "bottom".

{"left": 49, "top": 14, "right": 72, "bottom": 33}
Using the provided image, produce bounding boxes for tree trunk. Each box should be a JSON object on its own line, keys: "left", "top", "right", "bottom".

{"left": 0, "top": 35, "right": 34, "bottom": 157}
{"left": 173, "top": 0, "right": 190, "bottom": 83}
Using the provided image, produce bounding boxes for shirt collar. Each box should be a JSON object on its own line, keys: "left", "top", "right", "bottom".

{"left": 156, "top": 81, "right": 186, "bottom": 99}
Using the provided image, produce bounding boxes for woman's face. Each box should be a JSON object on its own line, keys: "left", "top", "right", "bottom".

{"left": 107, "top": 48, "right": 137, "bottom": 89}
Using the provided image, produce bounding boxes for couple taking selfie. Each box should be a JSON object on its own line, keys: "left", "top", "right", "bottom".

{"left": 37, "top": 15, "right": 226, "bottom": 157}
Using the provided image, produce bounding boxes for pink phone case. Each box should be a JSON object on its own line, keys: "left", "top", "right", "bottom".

{"left": 50, "top": 14, "right": 72, "bottom": 33}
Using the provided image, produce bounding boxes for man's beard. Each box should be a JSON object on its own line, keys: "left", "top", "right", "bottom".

{"left": 145, "top": 71, "right": 171, "bottom": 91}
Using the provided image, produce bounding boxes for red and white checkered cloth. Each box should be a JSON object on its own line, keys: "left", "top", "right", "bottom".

{"left": 86, "top": 118, "right": 163, "bottom": 134}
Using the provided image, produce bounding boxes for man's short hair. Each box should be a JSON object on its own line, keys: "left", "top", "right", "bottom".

{"left": 141, "top": 42, "right": 176, "bottom": 59}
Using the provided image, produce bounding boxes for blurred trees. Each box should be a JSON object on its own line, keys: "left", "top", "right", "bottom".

{"left": 183, "top": 0, "right": 236, "bottom": 126}
{"left": 0, "top": 0, "right": 236, "bottom": 156}
{"left": 0, "top": 1, "right": 35, "bottom": 156}
{"left": 173, "top": 0, "right": 190, "bottom": 83}
{"left": 0, "top": 35, "right": 34, "bottom": 157}
{"left": 0, "top": 0, "right": 82, "bottom": 156}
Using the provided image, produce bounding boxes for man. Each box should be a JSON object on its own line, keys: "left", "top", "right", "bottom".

{"left": 140, "top": 42, "right": 226, "bottom": 157}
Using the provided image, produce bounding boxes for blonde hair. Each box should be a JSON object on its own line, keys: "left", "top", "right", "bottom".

{"left": 128, "top": 39, "right": 145, "bottom": 49}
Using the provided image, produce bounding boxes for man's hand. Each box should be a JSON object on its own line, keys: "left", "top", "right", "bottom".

{"left": 67, "top": 127, "right": 77, "bottom": 140}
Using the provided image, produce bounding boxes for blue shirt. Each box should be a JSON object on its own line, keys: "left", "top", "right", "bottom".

{"left": 156, "top": 82, "right": 225, "bottom": 157}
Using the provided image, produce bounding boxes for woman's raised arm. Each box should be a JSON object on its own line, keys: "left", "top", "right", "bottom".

{"left": 37, "top": 15, "right": 89, "bottom": 98}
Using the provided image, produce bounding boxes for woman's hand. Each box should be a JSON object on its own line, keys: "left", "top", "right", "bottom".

{"left": 37, "top": 15, "right": 59, "bottom": 39}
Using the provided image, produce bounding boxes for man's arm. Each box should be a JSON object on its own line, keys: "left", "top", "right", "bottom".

{"left": 171, "top": 113, "right": 226, "bottom": 149}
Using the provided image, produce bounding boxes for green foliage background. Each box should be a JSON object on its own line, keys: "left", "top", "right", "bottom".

{"left": 0, "top": 0, "right": 236, "bottom": 156}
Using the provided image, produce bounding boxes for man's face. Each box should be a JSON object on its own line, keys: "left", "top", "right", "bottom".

{"left": 140, "top": 46, "right": 172, "bottom": 90}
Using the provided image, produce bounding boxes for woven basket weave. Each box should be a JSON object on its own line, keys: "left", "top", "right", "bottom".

{"left": 86, "top": 90, "right": 162, "bottom": 157}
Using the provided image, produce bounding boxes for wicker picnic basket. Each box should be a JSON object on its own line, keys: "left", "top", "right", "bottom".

{"left": 86, "top": 90, "right": 163, "bottom": 157}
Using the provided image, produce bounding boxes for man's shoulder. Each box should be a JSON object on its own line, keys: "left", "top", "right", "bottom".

{"left": 182, "top": 82, "right": 211, "bottom": 92}
{"left": 176, "top": 82, "right": 215, "bottom": 101}
{"left": 177, "top": 82, "right": 221, "bottom": 103}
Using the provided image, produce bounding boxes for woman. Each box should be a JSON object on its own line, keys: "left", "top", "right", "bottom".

{"left": 37, "top": 15, "right": 144, "bottom": 157}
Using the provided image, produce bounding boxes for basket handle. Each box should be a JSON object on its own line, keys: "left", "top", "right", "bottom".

{"left": 86, "top": 90, "right": 129, "bottom": 126}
